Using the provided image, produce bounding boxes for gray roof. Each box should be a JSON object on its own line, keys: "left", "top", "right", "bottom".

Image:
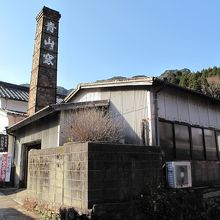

{"left": 0, "top": 81, "right": 29, "bottom": 102}
{"left": 0, "top": 81, "right": 65, "bottom": 103}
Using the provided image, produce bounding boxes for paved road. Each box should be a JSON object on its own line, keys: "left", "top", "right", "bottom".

{"left": 0, "top": 189, "right": 41, "bottom": 220}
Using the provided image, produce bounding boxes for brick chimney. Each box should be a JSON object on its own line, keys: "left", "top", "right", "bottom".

{"left": 28, "top": 6, "right": 61, "bottom": 116}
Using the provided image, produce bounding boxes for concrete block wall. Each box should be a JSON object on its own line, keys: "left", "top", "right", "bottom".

{"left": 28, "top": 142, "right": 161, "bottom": 212}
{"left": 28, "top": 142, "right": 88, "bottom": 211}
{"left": 87, "top": 143, "right": 161, "bottom": 208}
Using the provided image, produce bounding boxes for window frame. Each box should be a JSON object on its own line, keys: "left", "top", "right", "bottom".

{"left": 159, "top": 118, "right": 219, "bottom": 161}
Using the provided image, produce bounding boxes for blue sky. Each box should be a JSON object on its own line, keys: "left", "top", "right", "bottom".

{"left": 0, "top": 1, "right": 220, "bottom": 89}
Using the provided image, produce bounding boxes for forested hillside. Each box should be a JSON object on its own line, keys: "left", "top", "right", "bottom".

{"left": 159, "top": 67, "right": 220, "bottom": 99}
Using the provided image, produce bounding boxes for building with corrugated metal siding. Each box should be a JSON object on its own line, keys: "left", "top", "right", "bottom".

{"left": 7, "top": 76, "right": 220, "bottom": 187}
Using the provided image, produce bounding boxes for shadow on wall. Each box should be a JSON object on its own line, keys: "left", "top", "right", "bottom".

{"left": 109, "top": 103, "right": 144, "bottom": 144}
{"left": 61, "top": 102, "right": 145, "bottom": 145}
{"left": 0, "top": 187, "right": 25, "bottom": 196}
{"left": 0, "top": 208, "right": 35, "bottom": 220}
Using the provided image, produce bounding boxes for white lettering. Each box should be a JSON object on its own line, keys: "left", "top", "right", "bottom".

{"left": 43, "top": 53, "right": 54, "bottom": 66}
{"left": 45, "top": 21, "right": 56, "bottom": 33}
{"left": 44, "top": 37, "right": 55, "bottom": 50}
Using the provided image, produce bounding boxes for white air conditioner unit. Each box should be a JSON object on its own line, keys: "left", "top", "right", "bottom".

{"left": 166, "top": 161, "right": 192, "bottom": 188}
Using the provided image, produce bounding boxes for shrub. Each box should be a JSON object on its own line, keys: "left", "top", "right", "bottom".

{"left": 65, "top": 108, "right": 124, "bottom": 143}
{"left": 141, "top": 186, "right": 206, "bottom": 220}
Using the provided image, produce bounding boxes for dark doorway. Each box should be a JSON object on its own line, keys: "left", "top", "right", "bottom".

{"left": 21, "top": 142, "right": 41, "bottom": 188}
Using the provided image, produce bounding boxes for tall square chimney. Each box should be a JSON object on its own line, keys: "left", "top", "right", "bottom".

{"left": 28, "top": 7, "right": 61, "bottom": 116}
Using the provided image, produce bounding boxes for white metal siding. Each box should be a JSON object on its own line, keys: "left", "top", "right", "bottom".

{"left": 72, "top": 90, "right": 101, "bottom": 103}
{"left": 0, "top": 109, "right": 8, "bottom": 134}
{"left": 158, "top": 88, "right": 220, "bottom": 129}
{"left": 0, "top": 99, "right": 27, "bottom": 113}
{"left": 69, "top": 88, "right": 149, "bottom": 144}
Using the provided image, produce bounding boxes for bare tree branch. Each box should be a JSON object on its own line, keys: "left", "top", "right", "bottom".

{"left": 64, "top": 108, "right": 124, "bottom": 143}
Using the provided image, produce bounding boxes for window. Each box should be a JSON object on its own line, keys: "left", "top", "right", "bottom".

{"left": 191, "top": 127, "right": 204, "bottom": 160}
{"left": 175, "top": 124, "right": 190, "bottom": 160}
{"left": 159, "top": 119, "right": 219, "bottom": 162}
{"left": 141, "top": 119, "right": 148, "bottom": 145}
{"left": 204, "top": 129, "right": 218, "bottom": 160}
{"left": 217, "top": 131, "right": 220, "bottom": 153}
{"left": 159, "top": 121, "right": 174, "bottom": 160}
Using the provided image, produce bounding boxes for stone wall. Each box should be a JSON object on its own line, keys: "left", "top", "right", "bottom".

{"left": 28, "top": 142, "right": 162, "bottom": 215}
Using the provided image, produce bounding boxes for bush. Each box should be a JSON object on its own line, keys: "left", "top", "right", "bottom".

{"left": 141, "top": 186, "right": 206, "bottom": 220}
{"left": 65, "top": 108, "right": 124, "bottom": 143}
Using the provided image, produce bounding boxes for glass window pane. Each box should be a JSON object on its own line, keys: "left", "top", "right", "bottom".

{"left": 159, "top": 121, "right": 174, "bottom": 160}
{"left": 191, "top": 127, "right": 204, "bottom": 160}
{"left": 217, "top": 131, "right": 220, "bottom": 153}
{"left": 175, "top": 124, "right": 190, "bottom": 160}
{"left": 204, "top": 129, "right": 217, "bottom": 160}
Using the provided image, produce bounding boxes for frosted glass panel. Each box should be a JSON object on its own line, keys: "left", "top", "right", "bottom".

{"left": 175, "top": 124, "right": 190, "bottom": 160}
{"left": 191, "top": 127, "right": 204, "bottom": 160}
{"left": 159, "top": 121, "right": 174, "bottom": 160}
{"left": 204, "top": 129, "right": 217, "bottom": 160}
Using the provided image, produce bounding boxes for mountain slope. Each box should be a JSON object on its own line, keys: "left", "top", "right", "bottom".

{"left": 159, "top": 67, "right": 220, "bottom": 99}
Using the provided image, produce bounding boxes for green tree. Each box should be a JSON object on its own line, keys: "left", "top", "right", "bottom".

{"left": 179, "top": 75, "right": 189, "bottom": 88}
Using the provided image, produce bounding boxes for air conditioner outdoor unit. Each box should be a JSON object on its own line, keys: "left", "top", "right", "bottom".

{"left": 166, "top": 161, "right": 192, "bottom": 188}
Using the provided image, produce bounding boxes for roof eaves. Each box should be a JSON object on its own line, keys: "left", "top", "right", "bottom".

{"left": 64, "top": 85, "right": 81, "bottom": 103}
{"left": 54, "top": 99, "right": 110, "bottom": 111}
{"left": 7, "top": 105, "right": 55, "bottom": 133}
{"left": 0, "top": 81, "right": 29, "bottom": 91}
{"left": 7, "top": 100, "right": 110, "bottom": 133}
{"left": 64, "top": 77, "right": 153, "bottom": 102}
{"left": 81, "top": 77, "right": 153, "bottom": 88}
{"left": 5, "top": 109, "right": 27, "bottom": 116}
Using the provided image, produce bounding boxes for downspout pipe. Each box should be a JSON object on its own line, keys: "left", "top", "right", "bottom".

{"left": 152, "top": 78, "right": 166, "bottom": 186}
{"left": 152, "top": 77, "right": 165, "bottom": 146}
{"left": 6, "top": 128, "right": 17, "bottom": 162}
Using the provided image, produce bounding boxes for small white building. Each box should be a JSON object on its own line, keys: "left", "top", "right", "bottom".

{"left": 0, "top": 81, "right": 28, "bottom": 153}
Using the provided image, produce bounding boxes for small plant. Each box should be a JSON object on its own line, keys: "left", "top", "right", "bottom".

{"left": 23, "top": 197, "right": 37, "bottom": 211}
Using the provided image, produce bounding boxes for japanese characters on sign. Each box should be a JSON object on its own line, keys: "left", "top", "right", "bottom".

{"left": 0, "top": 135, "right": 8, "bottom": 152}
{"left": 46, "top": 21, "right": 56, "bottom": 33}
{"left": 43, "top": 21, "right": 57, "bottom": 67}
{"left": 0, "top": 153, "right": 11, "bottom": 182}
{"left": 43, "top": 53, "right": 54, "bottom": 66}
{"left": 44, "top": 37, "right": 55, "bottom": 50}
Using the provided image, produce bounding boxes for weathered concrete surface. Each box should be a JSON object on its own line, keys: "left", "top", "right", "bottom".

{"left": 0, "top": 188, "right": 41, "bottom": 220}
{"left": 28, "top": 141, "right": 162, "bottom": 217}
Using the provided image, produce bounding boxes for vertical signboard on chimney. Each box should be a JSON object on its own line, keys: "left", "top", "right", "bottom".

{"left": 28, "top": 7, "right": 61, "bottom": 116}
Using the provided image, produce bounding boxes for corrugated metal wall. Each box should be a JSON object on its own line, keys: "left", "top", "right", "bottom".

{"left": 157, "top": 87, "right": 220, "bottom": 129}
{"left": 69, "top": 87, "right": 150, "bottom": 144}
